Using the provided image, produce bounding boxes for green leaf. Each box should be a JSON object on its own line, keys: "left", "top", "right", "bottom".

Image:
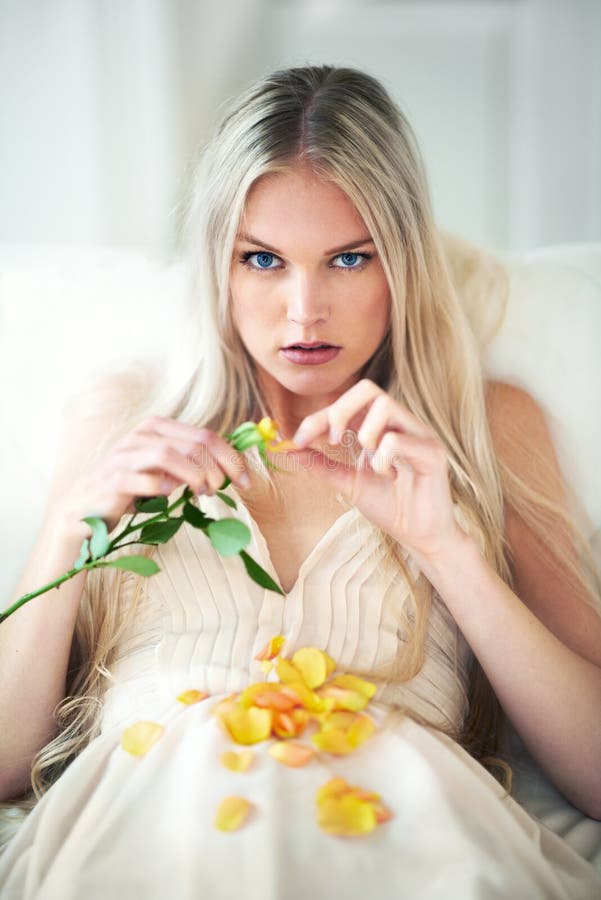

{"left": 232, "top": 431, "right": 262, "bottom": 452}
{"left": 206, "top": 518, "right": 251, "bottom": 556}
{"left": 134, "top": 496, "right": 169, "bottom": 514}
{"left": 105, "top": 555, "right": 161, "bottom": 576}
{"left": 182, "top": 502, "right": 211, "bottom": 529}
{"left": 81, "top": 516, "right": 111, "bottom": 560}
{"left": 216, "top": 491, "right": 237, "bottom": 509}
{"left": 73, "top": 538, "right": 91, "bottom": 571}
{"left": 219, "top": 475, "right": 232, "bottom": 491}
{"left": 138, "top": 517, "right": 184, "bottom": 544}
{"left": 239, "top": 550, "right": 284, "bottom": 595}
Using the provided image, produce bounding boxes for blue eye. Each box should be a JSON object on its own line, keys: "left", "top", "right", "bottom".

{"left": 241, "top": 251, "right": 280, "bottom": 270}
{"left": 331, "top": 252, "right": 371, "bottom": 271}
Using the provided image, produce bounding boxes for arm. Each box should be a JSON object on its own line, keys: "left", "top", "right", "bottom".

{"left": 412, "top": 382, "right": 601, "bottom": 819}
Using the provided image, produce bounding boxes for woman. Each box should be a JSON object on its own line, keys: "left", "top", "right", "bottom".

{"left": 1, "top": 64, "right": 600, "bottom": 898}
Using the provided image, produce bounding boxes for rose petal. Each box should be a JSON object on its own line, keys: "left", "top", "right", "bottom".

{"left": 255, "top": 635, "right": 285, "bottom": 661}
{"left": 317, "top": 793, "right": 377, "bottom": 837}
{"left": 221, "top": 705, "right": 273, "bottom": 745}
{"left": 311, "top": 727, "right": 355, "bottom": 755}
{"left": 316, "top": 777, "right": 351, "bottom": 804}
{"left": 317, "top": 684, "right": 369, "bottom": 712}
{"left": 214, "top": 796, "right": 252, "bottom": 831}
{"left": 346, "top": 713, "right": 376, "bottom": 747}
{"left": 177, "top": 689, "right": 210, "bottom": 705}
{"left": 268, "top": 741, "right": 315, "bottom": 767}
{"left": 220, "top": 750, "right": 254, "bottom": 772}
{"left": 291, "top": 648, "right": 328, "bottom": 689}
{"left": 256, "top": 417, "right": 279, "bottom": 443}
{"left": 330, "top": 673, "right": 377, "bottom": 699}
{"left": 121, "top": 721, "right": 164, "bottom": 756}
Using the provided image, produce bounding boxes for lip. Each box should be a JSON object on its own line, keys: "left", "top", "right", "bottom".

{"left": 282, "top": 341, "right": 341, "bottom": 349}
{"left": 280, "top": 346, "right": 341, "bottom": 366}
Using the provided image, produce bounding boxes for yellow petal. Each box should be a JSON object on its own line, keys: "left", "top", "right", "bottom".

{"left": 316, "top": 777, "right": 351, "bottom": 805}
{"left": 256, "top": 417, "right": 279, "bottom": 443}
{"left": 329, "top": 673, "right": 377, "bottom": 699}
{"left": 283, "top": 681, "right": 334, "bottom": 714}
{"left": 268, "top": 439, "right": 299, "bottom": 452}
{"left": 255, "top": 635, "right": 285, "bottom": 661}
{"left": 311, "top": 727, "right": 354, "bottom": 755}
{"left": 324, "top": 652, "right": 337, "bottom": 677}
{"left": 222, "top": 705, "right": 273, "bottom": 745}
{"left": 275, "top": 657, "right": 304, "bottom": 685}
{"left": 220, "top": 750, "right": 254, "bottom": 772}
{"left": 317, "top": 794, "right": 377, "bottom": 837}
{"left": 317, "top": 684, "right": 369, "bottom": 712}
{"left": 240, "top": 684, "right": 299, "bottom": 712}
{"left": 346, "top": 713, "right": 376, "bottom": 748}
{"left": 214, "top": 796, "right": 252, "bottom": 831}
{"left": 121, "top": 721, "right": 164, "bottom": 756}
{"left": 176, "top": 689, "right": 210, "bottom": 705}
{"left": 268, "top": 741, "right": 315, "bottom": 767}
{"left": 260, "top": 660, "right": 273, "bottom": 675}
{"left": 291, "top": 648, "right": 328, "bottom": 689}
{"left": 320, "top": 711, "right": 358, "bottom": 731}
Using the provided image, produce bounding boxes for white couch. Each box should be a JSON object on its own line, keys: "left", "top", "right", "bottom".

{"left": 0, "top": 240, "right": 600, "bottom": 869}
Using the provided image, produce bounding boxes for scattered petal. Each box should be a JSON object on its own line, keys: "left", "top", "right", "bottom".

{"left": 220, "top": 705, "right": 273, "bottom": 745}
{"left": 220, "top": 750, "right": 254, "bottom": 773}
{"left": 272, "top": 708, "right": 310, "bottom": 739}
{"left": 177, "top": 689, "right": 210, "bottom": 705}
{"left": 329, "top": 673, "right": 377, "bottom": 699}
{"left": 346, "top": 713, "right": 377, "bottom": 748}
{"left": 291, "top": 648, "right": 329, "bottom": 689}
{"left": 311, "top": 727, "right": 356, "bottom": 755}
{"left": 317, "top": 793, "right": 377, "bottom": 837}
{"left": 260, "top": 660, "right": 273, "bottom": 675}
{"left": 214, "top": 796, "right": 252, "bottom": 831}
{"left": 316, "top": 683, "right": 369, "bottom": 712}
{"left": 121, "top": 721, "right": 164, "bottom": 756}
{"left": 255, "top": 635, "right": 285, "bottom": 661}
{"left": 268, "top": 741, "right": 315, "bottom": 767}
{"left": 316, "top": 777, "right": 351, "bottom": 805}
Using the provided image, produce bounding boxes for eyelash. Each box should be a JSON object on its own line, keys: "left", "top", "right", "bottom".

{"left": 238, "top": 250, "right": 373, "bottom": 274}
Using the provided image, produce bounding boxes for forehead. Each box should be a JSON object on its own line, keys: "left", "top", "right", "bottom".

{"left": 239, "top": 164, "right": 369, "bottom": 244}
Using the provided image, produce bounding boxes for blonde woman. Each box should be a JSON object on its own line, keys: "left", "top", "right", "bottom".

{"left": 1, "top": 65, "right": 600, "bottom": 898}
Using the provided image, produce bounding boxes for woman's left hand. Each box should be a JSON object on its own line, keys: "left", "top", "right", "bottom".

{"left": 288, "top": 379, "right": 464, "bottom": 561}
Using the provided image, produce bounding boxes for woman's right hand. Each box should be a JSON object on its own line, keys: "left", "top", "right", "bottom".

{"left": 53, "top": 416, "right": 252, "bottom": 539}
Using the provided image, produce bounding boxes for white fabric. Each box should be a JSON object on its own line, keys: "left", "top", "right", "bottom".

{"left": 1, "top": 488, "right": 599, "bottom": 899}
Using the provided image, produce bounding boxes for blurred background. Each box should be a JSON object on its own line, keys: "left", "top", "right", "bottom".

{"left": 1, "top": 0, "right": 600, "bottom": 257}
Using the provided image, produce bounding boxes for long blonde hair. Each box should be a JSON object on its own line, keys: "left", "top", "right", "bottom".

{"left": 5, "top": 64, "right": 601, "bottom": 829}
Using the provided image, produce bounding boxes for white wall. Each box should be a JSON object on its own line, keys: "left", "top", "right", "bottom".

{"left": 0, "top": 0, "right": 599, "bottom": 255}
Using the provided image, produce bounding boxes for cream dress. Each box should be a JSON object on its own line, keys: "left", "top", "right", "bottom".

{"left": 1, "top": 486, "right": 600, "bottom": 899}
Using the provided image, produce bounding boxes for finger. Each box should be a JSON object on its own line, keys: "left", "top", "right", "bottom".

{"left": 124, "top": 427, "right": 250, "bottom": 490}
{"left": 292, "top": 379, "right": 381, "bottom": 447}
{"left": 356, "top": 394, "right": 396, "bottom": 450}
{"left": 370, "top": 432, "right": 447, "bottom": 479}
{"left": 112, "top": 445, "right": 210, "bottom": 495}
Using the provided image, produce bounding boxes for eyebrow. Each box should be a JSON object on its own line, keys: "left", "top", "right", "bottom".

{"left": 236, "top": 232, "right": 375, "bottom": 256}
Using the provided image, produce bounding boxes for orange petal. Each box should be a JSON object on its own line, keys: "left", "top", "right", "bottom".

{"left": 291, "top": 647, "right": 328, "bottom": 689}
{"left": 268, "top": 439, "right": 299, "bottom": 452}
{"left": 272, "top": 707, "right": 310, "bottom": 739}
{"left": 317, "top": 794, "right": 377, "bottom": 837}
{"left": 283, "top": 681, "right": 334, "bottom": 714}
{"left": 120, "top": 721, "right": 164, "bottom": 756}
{"left": 268, "top": 741, "right": 315, "bottom": 767}
{"left": 255, "top": 635, "right": 285, "bottom": 661}
{"left": 220, "top": 749, "right": 254, "bottom": 772}
{"left": 330, "top": 673, "right": 377, "bottom": 699}
{"left": 222, "top": 705, "right": 273, "bottom": 745}
{"left": 214, "top": 796, "right": 252, "bottom": 831}
{"left": 177, "top": 689, "right": 210, "bottom": 705}
{"left": 373, "top": 801, "right": 394, "bottom": 824}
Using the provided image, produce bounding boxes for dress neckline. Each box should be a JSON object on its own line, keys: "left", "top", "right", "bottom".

{"left": 225, "top": 485, "right": 361, "bottom": 596}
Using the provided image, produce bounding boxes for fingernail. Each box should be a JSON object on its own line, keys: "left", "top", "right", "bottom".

{"left": 237, "top": 473, "right": 251, "bottom": 489}
{"left": 292, "top": 428, "right": 309, "bottom": 447}
{"left": 328, "top": 428, "right": 341, "bottom": 445}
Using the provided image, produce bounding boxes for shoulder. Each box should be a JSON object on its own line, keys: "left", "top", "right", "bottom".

{"left": 483, "top": 380, "right": 601, "bottom": 666}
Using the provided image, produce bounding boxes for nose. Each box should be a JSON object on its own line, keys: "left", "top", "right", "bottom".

{"left": 286, "top": 271, "right": 329, "bottom": 326}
